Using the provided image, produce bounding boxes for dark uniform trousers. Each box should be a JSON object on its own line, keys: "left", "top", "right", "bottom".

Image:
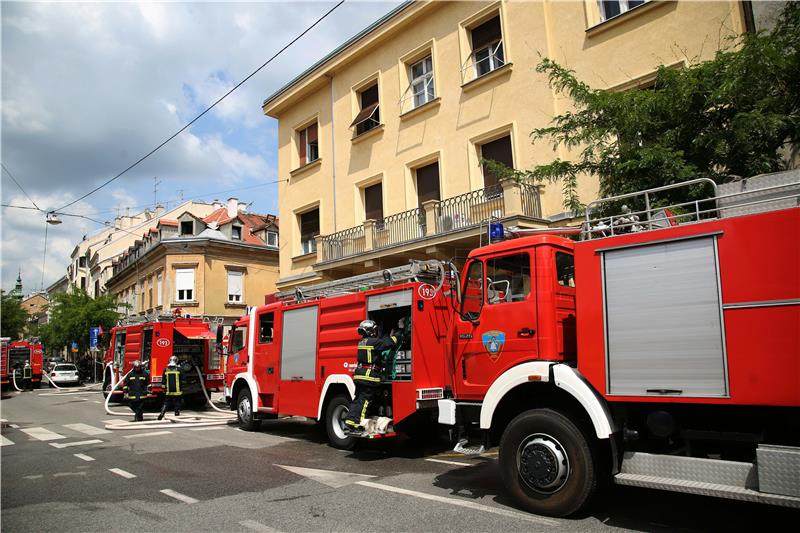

{"left": 124, "top": 370, "right": 149, "bottom": 421}
{"left": 345, "top": 335, "right": 397, "bottom": 428}
{"left": 159, "top": 368, "right": 184, "bottom": 419}
{"left": 23, "top": 367, "right": 33, "bottom": 391}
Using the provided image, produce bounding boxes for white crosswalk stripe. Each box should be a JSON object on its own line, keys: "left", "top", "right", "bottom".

{"left": 123, "top": 431, "right": 171, "bottom": 439}
{"left": 1, "top": 435, "right": 14, "bottom": 446}
{"left": 63, "top": 423, "right": 111, "bottom": 436}
{"left": 160, "top": 489, "right": 198, "bottom": 504}
{"left": 21, "top": 427, "right": 66, "bottom": 441}
{"left": 74, "top": 453, "right": 95, "bottom": 462}
{"left": 50, "top": 439, "right": 104, "bottom": 449}
{"left": 109, "top": 468, "right": 136, "bottom": 479}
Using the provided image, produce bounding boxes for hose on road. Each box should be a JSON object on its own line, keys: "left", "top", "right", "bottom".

{"left": 11, "top": 372, "right": 22, "bottom": 392}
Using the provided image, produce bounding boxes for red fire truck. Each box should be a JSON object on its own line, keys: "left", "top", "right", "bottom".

{"left": 1, "top": 338, "right": 10, "bottom": 387}
{"left": 224, "top": 178, "right": 799, "bottom": 516}
{"left": 103, "top": 316, "right": 224, "bottom": 404}
{"left": 4, "top": 339, "right": 45, "bottom": 388}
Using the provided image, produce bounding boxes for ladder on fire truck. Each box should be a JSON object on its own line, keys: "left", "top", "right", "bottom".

{"left": 276, "top": 260, "right": 447, "bottom": 303}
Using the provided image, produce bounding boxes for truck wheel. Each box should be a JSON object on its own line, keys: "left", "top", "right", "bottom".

{"left": 237, "top": 388, "right": 260, "bottom": 431}
{"left": 499, "top": 408, "right": 597, "bottom": 517}
{"left": 325, "top": 395, "right": 356, "bottom": 450}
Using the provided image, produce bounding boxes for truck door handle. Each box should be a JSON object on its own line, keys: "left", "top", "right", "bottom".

{"left": 518, "top": 328, "right": 535, "bottom": 337}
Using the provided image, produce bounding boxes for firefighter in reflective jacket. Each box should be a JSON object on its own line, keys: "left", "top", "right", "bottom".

{"left": 124, "top": 360, "right": 149, "bottom": 421}
{"left": 157, "top": 356, "right": 185, "bottom": 420}
{"left": 344, "top": 319, "right": 399, "bottom": 431}
{"left": 23, "top": 362, "right": 33, "bottom": 391}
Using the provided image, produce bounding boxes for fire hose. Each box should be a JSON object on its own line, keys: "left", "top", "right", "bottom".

{"left": 40, "top": 371, "right": 103, "bottom": 392}
{"left": 11, "top": 371, "right": 23, "bottom": 392}
{"left": 103, "top": 365, "right": 234, "bottom": 430}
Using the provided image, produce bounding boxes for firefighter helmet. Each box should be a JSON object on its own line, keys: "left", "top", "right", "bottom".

{"left": 168, "top": 356, "right": 178, "bottom": 367}
{"left": 132, "top": 360, "right": 141, "bottom": 369}
{"left": 357, "top": 319, "right": 378, "bottom": 338}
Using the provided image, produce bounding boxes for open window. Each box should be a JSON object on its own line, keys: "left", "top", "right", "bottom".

{"left": 258, "top": 312, "right": 274, "bottom": 344}
{"left": 461, "top": 260, "right": 484, "bottom": 321}
{"left": 299, "top": 208, "right": 319, "bottom": 255}
{"left": 486, "top": 253, "right": 531, "bottom": 304}
{"left": 469, "top": 15, "right": 504, "bottom": 80}
{"left": 298, "top": 122, "right": 319, "bottom": 166}
{"left": 351, "top": 82, "right": 380, "bottom": 136}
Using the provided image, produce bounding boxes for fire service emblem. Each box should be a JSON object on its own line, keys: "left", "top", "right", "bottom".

{"left": 482, "top": 330, "right": 505, "bottom": 361}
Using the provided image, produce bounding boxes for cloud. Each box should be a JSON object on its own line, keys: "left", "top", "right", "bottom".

{"left": 1, "top": 1, "right": 402, "bottom": 291}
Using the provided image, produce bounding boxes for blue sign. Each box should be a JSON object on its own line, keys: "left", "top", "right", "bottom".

{"left": 71, "top": 341, "right": 79, "bottom": 353}
{"left": 89, "top": 327, "right": 100, "bottom": 349}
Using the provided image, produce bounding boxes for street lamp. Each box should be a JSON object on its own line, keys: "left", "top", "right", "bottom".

{"left": 46, "top": 212, "right": 62, "bottom": 225}
{"left": 40, "top": 211, "right": 63, "bottom": 292}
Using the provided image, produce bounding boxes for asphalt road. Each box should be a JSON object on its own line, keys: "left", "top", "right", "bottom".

{"left": 1, "top": 386, "right": 796, "bottom": 532}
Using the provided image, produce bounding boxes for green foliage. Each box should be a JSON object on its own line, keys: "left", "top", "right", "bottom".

{"left": 0, "top": 291, "right": 29, "bottom": 339}
{"left": 504, "top": 3, "right": 800, "bottom": 213}
{"left": 38, "top": 290, "right": 120, "bottom": 355}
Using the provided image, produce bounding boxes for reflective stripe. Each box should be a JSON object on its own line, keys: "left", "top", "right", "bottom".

{"left": 354, "top": 374, "right": 381, "bottom": 383}
{"left": 390, "top": 336, "right": 397, "bottom": 343}
{"left": 360, "top": 400, "right": 370, "bottom": 423}
{"left": 165, "top": 370, "right": 182, "bottom": 396}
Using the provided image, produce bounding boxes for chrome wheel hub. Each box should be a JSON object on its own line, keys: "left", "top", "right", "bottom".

{"left": 517, "top": 433, "right": 570, "bottom": 493}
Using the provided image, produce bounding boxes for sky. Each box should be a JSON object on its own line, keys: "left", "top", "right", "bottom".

{"left": 1, "top": 0, "right": 402, "bottom": 294}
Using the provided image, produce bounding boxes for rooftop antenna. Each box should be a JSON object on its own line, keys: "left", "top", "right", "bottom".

{"left": 153, "top": 176, "right": 161, "bottom": 210}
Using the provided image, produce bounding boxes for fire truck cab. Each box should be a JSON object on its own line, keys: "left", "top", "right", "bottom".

{"left": 103, "top": 316, "right": 223, "bottom": 404}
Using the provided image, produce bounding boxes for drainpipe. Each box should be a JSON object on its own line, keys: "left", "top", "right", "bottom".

{"left": 327, "top": 73, "right": 337, "bottom": 231}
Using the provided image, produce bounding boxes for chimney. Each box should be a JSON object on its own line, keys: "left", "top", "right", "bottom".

{"left": 114, "top": 216, "right": 121, "bottom": 229}
{"left": 155, "top": 204, "right": 165, "bottom": 217}
{"left": 144, "top": 209, "right": 153, "bottom": 220}
{"left": 212, "top": 199, "right": 223, "bottom": 210}
{"left": 227, "top": 197, "right": 238, "bottom": 218}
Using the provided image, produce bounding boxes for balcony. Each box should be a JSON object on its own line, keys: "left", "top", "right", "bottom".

{"left": 315, "top": 180, "right": 543, "bottom": 265}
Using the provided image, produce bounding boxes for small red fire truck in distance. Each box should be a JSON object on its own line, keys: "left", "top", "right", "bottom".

{"left": 1, "top": 338, "right": 10, "bottom": 386}
{"left": 224, "top": 177, "right": 799, "bottom": 516}
{"left": 103, "top": 315, "right": 224, "bottom": 404}
{"left": 4, "top": 339, "right": 45, "bottom": 388}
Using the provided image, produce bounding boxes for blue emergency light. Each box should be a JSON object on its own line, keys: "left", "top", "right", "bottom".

{"left": 488, "top": 222, "right": 505, "bottom": 243}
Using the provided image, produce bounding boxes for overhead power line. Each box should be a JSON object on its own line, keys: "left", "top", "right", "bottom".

{"left": 2, "top": 163, "right": 42, "bottom": 211}
{"left": 56, "top": 0, "right": 346, "bottom": 212}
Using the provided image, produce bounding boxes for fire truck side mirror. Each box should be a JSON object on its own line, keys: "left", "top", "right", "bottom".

{"left": 216, "top": 327, "right": 224, "bottom": 345}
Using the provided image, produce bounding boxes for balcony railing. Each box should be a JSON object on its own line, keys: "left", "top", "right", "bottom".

{"left": 314, "top": 180, "right": 542, "bottom": 263}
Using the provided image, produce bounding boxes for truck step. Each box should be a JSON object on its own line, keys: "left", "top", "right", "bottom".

{"left": 453, "top": 438, "right": 485, "bottom": 456}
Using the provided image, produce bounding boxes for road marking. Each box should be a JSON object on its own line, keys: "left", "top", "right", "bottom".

{"left": 49, "top": 439, "right": 104, "bottom": 449}
{"left": 38, "top": 391, "right": 96, "bottom": 396}
{"left": 1, "top": 435, "right": 14, "bottom": 446}
{"left": 53, "top": 471, "right": 87, "bottom": 477}
{"left": 240, "top": 519, "right": 283, "bottom": 532}
{"left": 109, "top": 468, "right": 137, "bottom": 479}
{"left": 93, "top": 400, "right": 102, "bottom": 404}
{"left": 74, "top": 453, "right": 95, "bottom": 462}
{"left": 21, "top": 427, "right": 66, "bottom": 441}
{"left": 64, "top": 423, "right": 112, "bottom": 435}
{"left": 160, "top": 489, "right": 198, "bottom": 504}
{"left": 24, "top": 475, "right": 44, "bottom": 480}
{"left": 123, "top": 431, "right": 172, "bottom": 439}
{"left": 275, "top": 464, "right": 376, "bottom": 488}
{"left": 425, "top": 458, "right": 474, "bottom": 467}
{"left": 355, "top": 481, "right": 559, "bottom": 526}
{"left": 189, "top": 426, "right": 225, "bottom": 431}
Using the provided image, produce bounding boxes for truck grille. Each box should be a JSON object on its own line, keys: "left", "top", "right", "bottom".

{"left": 416, "top": 388, "right": 444, "bottom": 400}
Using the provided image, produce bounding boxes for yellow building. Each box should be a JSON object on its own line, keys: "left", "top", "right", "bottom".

{"left": 263, "top": 0, "right": 748, "bottom": 290}
{"left": 105, "top": 200, "right": 280, "bottom": 327}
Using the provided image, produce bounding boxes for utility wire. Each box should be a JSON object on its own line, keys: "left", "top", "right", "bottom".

{"left": 2, "top": 163, "right": 42, "bottom": 211}
{"left": 56, "top": 0, "right": 346, "bottom": 212}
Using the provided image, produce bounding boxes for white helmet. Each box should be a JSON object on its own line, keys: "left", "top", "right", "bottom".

{"left": 357, "top": 319, "right": 378, "bottom": 338}
{"left": 168, "top": 356, "right": 178, "bottom": 367}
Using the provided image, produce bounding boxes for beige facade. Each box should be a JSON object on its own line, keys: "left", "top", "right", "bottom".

{"left": 263, "top": 0, "right": 747, "bottom": 289}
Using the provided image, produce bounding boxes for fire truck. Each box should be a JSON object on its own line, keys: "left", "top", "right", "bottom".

{"left": 224, "top": 177, "right": 799, "bottom": 516}
{"left": 1, "top": 338, "right": 10, "bottom": 387}
{"left": 4, "top": 339, "right": 45, "bottom": 388}
{"left": 103, "top": 315, "right": 224, "bottom": 404}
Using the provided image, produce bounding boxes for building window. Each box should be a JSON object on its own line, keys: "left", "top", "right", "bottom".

{"left": 266, "top": 230, "right": 278, "bottom": 247}
{"left": 78, "top": 256, "right": 87, "bottom": 268}
{"left": 407, "top": 55, "right": 435, "bottom": 110}
{"left": 299, "top": 208, "right": 319, "bottom": 255}
{"left": 470, "top": 15, "right": 505, "bottom": 78}
{"left": 600, "top": 0, "right": 646, "bottom": 21}
{"left": 157, "top": 273, "right": 163, "bottom": 306}
{"left": 94, "top": 280, "right": 100, "bottom": 297}
{"left": 479, "top": 135, "right": 513, "bottom": 188}
{"left": 364, "top": 182, "right": 383, "bottom": 224}
{"left": 298, "top": 123, "right": 319, "bottom": 166}
{"left": 258, "top": 312, "right": 275, "bottom": 344}
{"left": 147, "top": 278, "right": 153, "bottom": 308}
{"left": 415, "top": 162, "right": 441, "bottom": 204}
{"left": 227, "top": 270, "right": 243, "bottom": 303}
{"left": 175, "top": 268, "right": 194, "bottom": 302}
{"left": 232, "top": 225, "right": 242, "bottom": 240}
{"left": 180, "top": 220, "right": 193, "bottom": 236}
{"left": 351, "top": 82, "right": 380, "bottom": 136}
{"left": 80, "top": 277, "right": 86, "bottom": 291}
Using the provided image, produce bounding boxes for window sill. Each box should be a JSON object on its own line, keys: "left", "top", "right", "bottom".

{"left": 461, "top": 63, "right": 513, "bottom": 93}
{"left": 290, "top": 158, "right": 322, "bottom": 178}
{"left": 225, "top": 302, "right": 247, "bottom": 308}
{"left": 351, "top": 124, "right": 385, "bottom": 144}
{"left": 292, "top": 252, "right": 317, "bottom": 262}
{"left": 399, "top": 97, "right": 441, "bottom": 121}
{"left": 172, "top": 301, "right": 198, "bottom": 308}
{"left": 586, "top": 1, "right": 662, "bottom": 37}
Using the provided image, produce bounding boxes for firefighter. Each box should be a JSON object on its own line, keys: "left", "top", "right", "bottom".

{"left": 23, "top": 361, "right": 33, "bottom": 391}
{"left": 157, "top": 356, "right": 185, "bottom": 420}
{"left": 344, "top": 319, "right": 400, "bottom": 432}
{"left": 123, "top": 360, "right": 149, "bottom": 422}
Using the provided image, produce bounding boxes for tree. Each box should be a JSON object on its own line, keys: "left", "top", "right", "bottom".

{"left": 1, "top": 291, "right": 29, "bottom": 339}
{"left": 498, "top": 3, "right": 799, "bottom": 213}
{"left": 38, "top": 290, "right": 120, "bottom": 356}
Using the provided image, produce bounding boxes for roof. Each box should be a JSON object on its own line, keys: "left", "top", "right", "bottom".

{"left": 157, "top": 219, "right": 178, "bottom": 227}
{"left": 262, "top": 0, "right": 415, "bottom": 111}
{"left": 201, "top": 207, "right": 278, "bottom": 246}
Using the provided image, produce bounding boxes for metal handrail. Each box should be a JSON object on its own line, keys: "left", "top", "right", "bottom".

{"left": 318, "top": 225, "right": 366, "bottom": 262}
{"left": 436, "top": 184, "right": 505, "bottom": 234}
{"left": 520, "top": 183, "right": 542, "bottom": 218}
{"left": 373, "top": 208, "right": 425, "bottom": 250}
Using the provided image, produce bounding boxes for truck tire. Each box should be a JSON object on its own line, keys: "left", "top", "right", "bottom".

{"left": 499, "top": 408, "right": 597, "bottom": 517}
{"left": 237, "top": 388, "right": 260, "bottom": 431}
{"left": 325, "top": 394, "right": 356, "bottom": 450}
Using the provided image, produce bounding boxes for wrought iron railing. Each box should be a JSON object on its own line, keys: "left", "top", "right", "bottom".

{"left": 373, "top": 208, "right": 426, "bottom": 250}
{"left": 520, "top": 183, "right": 542, "bottom": 218}
{"left": 318, "top": 226, "right": 366, "bottom": 262}
{"left": 435, "top": 184, "right": 505, "bottom": 234}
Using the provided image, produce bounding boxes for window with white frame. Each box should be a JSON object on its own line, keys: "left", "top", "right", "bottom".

{"left": 157, "top": 273, "right": 163, "bottom": 306}
{"left": 299, "top": 208, "right": 319, "bottom": 255}
{"left": 266, "top": 230, "right": 278, "bottom": 247}
{"left": 175, "top": 268, "right": 194, "bottom": 302}
{"left": 407, "top": 55, "right": 435, "bottom": 110}
{"left": 227, "top": 270, "right": 243, "bottom": 304}
{"left": 470, "top": 15, "right": 504, "bottom": 78}
{"left": 231, "top": 225, "right": 242, "bottom": 240}
{"left": 599, "top": 0, "right": 646, "bottom": 21}
{"left": 298, "top": 123, "right": 319, "bottom": 166}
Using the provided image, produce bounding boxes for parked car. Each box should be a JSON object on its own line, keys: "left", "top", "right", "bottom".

{"left": 49, "top": 363, "right": 80, "bottom": 385}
